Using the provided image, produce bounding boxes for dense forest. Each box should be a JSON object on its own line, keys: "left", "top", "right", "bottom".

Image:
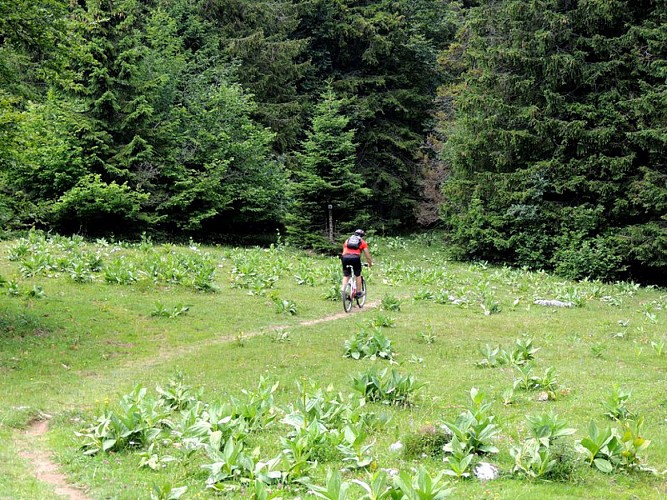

{"left": 0, "top": 0, "right": 665, "bottom": 283}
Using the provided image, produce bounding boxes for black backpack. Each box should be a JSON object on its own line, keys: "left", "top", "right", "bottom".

{"left": 347, "top": 234, "right": 362, "bottom": 249}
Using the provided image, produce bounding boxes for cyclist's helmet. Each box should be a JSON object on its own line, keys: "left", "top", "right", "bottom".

{"left": 354, "top": 229, "right": 365, "bottom": 237}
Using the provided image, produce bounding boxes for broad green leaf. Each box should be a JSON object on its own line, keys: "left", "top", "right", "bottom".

{"left": 593, "top": 458, "right": 613, "bottom": 473}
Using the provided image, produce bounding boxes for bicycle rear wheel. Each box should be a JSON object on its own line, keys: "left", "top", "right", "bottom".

{"left": 342, "top": 282, "right": 353, "bottom": 313}
{"left": 356, "top": 277, "right": 367, "bottom": 308}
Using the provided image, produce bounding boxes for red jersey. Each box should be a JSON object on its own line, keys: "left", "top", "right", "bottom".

{"left": 342, "top": 238, "right": 368, "bottom": 255}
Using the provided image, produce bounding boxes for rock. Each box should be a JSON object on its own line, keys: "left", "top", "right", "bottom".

{"left": 534, "top": 299, "right": 573, "bottom": 308}
{"left": 474, "top": 462, "right": 499, "bottom": 481}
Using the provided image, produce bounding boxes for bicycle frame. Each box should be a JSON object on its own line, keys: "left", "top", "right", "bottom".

{"left": 342, "top": 263, "right": 367, "bottom": 313}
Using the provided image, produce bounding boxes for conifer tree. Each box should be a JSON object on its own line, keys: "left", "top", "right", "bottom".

{"left": 200, "top": 0, "right": 310, "bottom": 153}
{"left": 297, "top": 0, "right": 458, "bottom": 229}
{"left": 439, "top": 0, "right": 666, "bottom": 282}
{"left": 286, "top": 85, "right": 370, "bottom": 249}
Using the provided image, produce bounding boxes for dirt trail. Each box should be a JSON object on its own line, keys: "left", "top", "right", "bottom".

{"left": 97, "top": 298, "right": 384, "bottom": 373}
{"left": 16, "top": 418, "right": 90, "bottom": 500}
{"left": 14, "top": 298, "right": 381, "bottom": 497}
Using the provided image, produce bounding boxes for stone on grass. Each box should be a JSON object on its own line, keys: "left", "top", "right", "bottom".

{"left": 474, "top": 462, "right": 499, "bottom": 481}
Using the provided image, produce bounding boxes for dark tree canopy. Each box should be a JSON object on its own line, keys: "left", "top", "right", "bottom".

{"left": 439, "top": 0, "right": 667, "bottom": 282}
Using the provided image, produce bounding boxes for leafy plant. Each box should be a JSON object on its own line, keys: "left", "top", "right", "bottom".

{"left": 513, "top": 365, "right": 560, "bottom": 397}
{"left": 650, "top": 340, "right": 665, "bottom": 356}
{"left": 25, "top": 285, "right": 46, "bottom": 299}
{"left": 479, "top": 293, "right": 500, "bottom": 315}
{"left": 367, "top": 314, "right": 396, "bottom": 329}
{"left": 393, "top": 466, "right": 454, "bottom": 499}
{"left": 417, "top": 324, "right": 437, "bottom": 344}
{"left": 602, "top": 386, "right": 635, "bottom": 421}
{"left": 76, "top": 386, "right": 167, "bottom": 455}
{"left": 506, "top": 336, "right": 540, "bottom": 366}
{"left": 344, "top": 327, "right": 394, "bottom": 361}
{"left": 511, "top": 413, "right": 577, "bottom": 480}
{"left": 443, "top": 435, "right": 475, "bottom": 479}
{"left": 150, "top": 302, "right": 190, "bottom": 318}
{"left": 526, "top": 412, "right": 576, "bottom": 447}
{"left": 475, "top": 344, "right": 503, "bottom": 368}
{"left": 203, "top": 435, "right": 255, "bottom": 488}
{"left": 306, "top": 469, "right": 350, "bottom": 500}
{"left": 380, "top": 294, "right": 401, "bottom": 312}
{"left": 350, "top": 368, "right": 424, "bottom": 406}
{"left": 413, "top": 289, "right": 435, "bottom": 301}
{"left": 351, "top": 470, "right": 394, "bottom": 499}
{"left": 576, "top": 421, "right": 624, "bottom": 473}
{"left": 575, "top": 418, "right": 654, "bottom": 474}
{"left": 150, "top": 481, "right": 187, "bottom": 500}
{"left": 442, "top": 388, "right": 499, "bottom": 455}
{"left": 337, "top": 424, "right": 374, "bottom": 469}
{"left": 510, "top": 438, "right": 558, "bottom": 479}
{"left": 271, "top": 294, "right": 297, "bottom": 315}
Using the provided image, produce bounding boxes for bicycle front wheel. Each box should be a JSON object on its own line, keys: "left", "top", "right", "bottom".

{"left": 342, "top": 282, "right": 353, "bottom": 313}
{"left": 356, "top": 277, "right": 367, "bottom": 308}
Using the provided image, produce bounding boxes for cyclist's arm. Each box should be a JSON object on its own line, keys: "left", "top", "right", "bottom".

{"left": 363, "top": 247, "right": 373, "bottom": 267}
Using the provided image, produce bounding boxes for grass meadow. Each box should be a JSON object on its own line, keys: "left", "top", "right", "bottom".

{"left": 0, "top": 231, "right": 666, "bottom": 499}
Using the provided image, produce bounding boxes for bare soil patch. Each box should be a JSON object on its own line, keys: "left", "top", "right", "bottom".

{"left": 16, "top": 418, "right": 90, "bottom": 500}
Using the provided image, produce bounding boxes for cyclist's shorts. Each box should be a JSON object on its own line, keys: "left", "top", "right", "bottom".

{"left": 341, "top": 254, "right": 362, "bottom": 277}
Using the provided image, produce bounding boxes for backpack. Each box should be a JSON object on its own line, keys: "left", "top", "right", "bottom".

{"left": 347, "top": 234, "right": 362, "bottom": 249}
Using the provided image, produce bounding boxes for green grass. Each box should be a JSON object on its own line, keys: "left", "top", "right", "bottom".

{"left": 0, "top": 232, "right": 666, "bottom": 499}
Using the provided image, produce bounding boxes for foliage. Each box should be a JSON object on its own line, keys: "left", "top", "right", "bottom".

{"left": 476, "top": 336, "right": 539, "bottom": 368}
{"left": 510, "top": 412, "right": 577, "bottom": 480}
{"left": 442, "top": 388, "right": 500, "bottom": 455}
{"left": 602, "top": 386, "right": 636, "bottom": 421}
{"left": 343, "top": 327, "right": 394, "bottom": 361}
{"left": 380, "top": 295, "right": 401, "bottom": 312}
{"left": 286, "top": 84, "right": 370, "bottom": 250}
{"left": 297, "top": 0, "right": 461, "bottom": 229}
{"left": 350, "top": 368, "right": 424, "bottom": 406}
{"left": 577, "top": 418, "right": 654, "bottom": 473}
{"left": 439, "top": 0, "right": 667, "bottom": 282}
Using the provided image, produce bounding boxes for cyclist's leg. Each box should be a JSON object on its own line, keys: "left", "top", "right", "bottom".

{"left": 341, "top": 256, "right": 354, "bottom": 292}
{"left": 351, "top": 257, "right": 363, "bottom": 296}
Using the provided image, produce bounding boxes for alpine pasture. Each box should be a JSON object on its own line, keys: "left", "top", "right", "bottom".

{"left": 1, "top": 232, "right": 666, "bottom": 499}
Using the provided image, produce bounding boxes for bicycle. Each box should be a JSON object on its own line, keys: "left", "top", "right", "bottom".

{"left": 342, "top": 263, "right": 367, "bottom": 313}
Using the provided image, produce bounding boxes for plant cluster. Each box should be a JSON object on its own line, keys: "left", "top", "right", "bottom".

{"left": 510, "top": 412, "right": 577, "bottom": 480}
{"left": 306, "top": 467, "right": 454, "bottom": 499}
{"left": 6, "top": 232, "right": 218, "bottom": 292}
{"left": 476, "top": 336, "right": 539, "bottom": 368}
{"left": 350, "top": 369, "right": 424, "bottom": 407}
{"left": 77, "top": 376, "right": 399, "bottom": 496}
{"left": 343, "top": 327, "right": 394, "bottom": 361}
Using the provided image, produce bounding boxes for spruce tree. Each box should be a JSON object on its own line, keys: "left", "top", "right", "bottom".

{"left": 439, "top": 0, "right": 667, "bottom": 282}
{"left": 286, "top": 85, "right": 370, "bottom": 250}
{"left": 297, "top": 0, "right": 458, "bottom": 229}
{"left": 199, "top": 0, "right": 310, "bottom": 153}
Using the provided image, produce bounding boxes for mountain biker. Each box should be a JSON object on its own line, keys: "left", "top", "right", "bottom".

{"left": 341, "top": 229, "right": 373, "bottom": 297}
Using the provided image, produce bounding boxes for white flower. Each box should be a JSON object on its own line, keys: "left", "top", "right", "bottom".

{"left": 381, "top": 468, "right": 400, "bottom": 477}
{"left": 389, "top": 441, "right": 403, "bottom": 452}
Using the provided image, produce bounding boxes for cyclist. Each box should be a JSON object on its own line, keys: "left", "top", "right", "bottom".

{"left": 341, "top": 229, "right": 373, "bottom": 297}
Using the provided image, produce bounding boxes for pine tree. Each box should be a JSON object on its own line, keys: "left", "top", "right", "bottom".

{"left": 439, "top": 0, "right": 667, "bottom": 282}
{"left": 199, "top": 0, "right": 310, "bottom": 153}
{"left": 286, "top": 85, "right": 370, "bottom": 250}
{"left": 297, "top": 0, "right": 458, "bottom": 229}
